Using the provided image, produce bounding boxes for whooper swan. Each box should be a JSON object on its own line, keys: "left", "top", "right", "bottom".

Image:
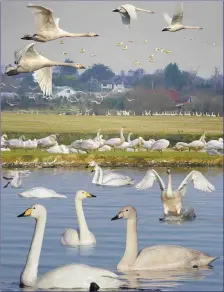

{"left": 61, "top": 190, "right": 96, "bottom": 246}
{"left": 113, "top": 4, "right": 154, "bottom": 27}
{"left": 162, "top": 3, "right": 203, "bottom": 32}
{"left": 22, "top": 4, "right": 99, "bottom": 42}
{"left": 136, "top": 168, "right": 215, "bottom": 215}
{"left": 105, "top": 128, "right": 125, "bottom": 151}
{"left": 111, "top": 205, "right": 218, "bottom": 271}
{"left": 5, "top": 43, "right": 85, "bottom": 96}
{"left": 17, "top": 204, "right": 123, "bottom": 289}
{"left": 19, "top": 187, "right": 67, "bottom": 198}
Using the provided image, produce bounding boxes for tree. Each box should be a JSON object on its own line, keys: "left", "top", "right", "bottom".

{"left": 79, "top": 64, "right": 115, "bottom": 83}
{"left": 56, "top": 59, "right": 78, "bottom": 76}
{"left": 164, "top": 63, "right": 183, "bottom": 90}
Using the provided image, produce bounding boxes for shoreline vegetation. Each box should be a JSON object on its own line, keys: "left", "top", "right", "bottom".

{"left": 2, "top": 113, "right": 223, "bottom": 168}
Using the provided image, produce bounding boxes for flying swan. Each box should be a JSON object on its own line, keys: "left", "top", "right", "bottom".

{"left": 111, "top": 205, "right": 218, "bottom": 271}
{"left": 162, "top": 3, "right": 203, "bottom": 32}
{"left": 5, "top": 43, "right": 85, "bottom": 96}
{"left": 113, "top": 4, "right": 154, "bottom": 27}
{"left": 136, "top": 168, "right": 215, "bottom": 216}
{"left": 61, "top": 190, "right": 96, "bottom": 246}
{"left": 17, "top": 204, "right": 123, "bottom": 289}
{"left": 21, "top": 4, "right": 99, "bottom": 42}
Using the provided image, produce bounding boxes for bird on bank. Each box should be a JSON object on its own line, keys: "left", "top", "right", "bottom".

{"left": 21, "top": 4, "right": 99, "bottom": 42}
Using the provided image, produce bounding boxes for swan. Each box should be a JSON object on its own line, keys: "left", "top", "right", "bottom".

{"left": 1, "top": 134, "right": 8, "bottom": 147}
{"left": 150, "top": 139, "right": 170, "bottom": 153}
{"left": 111, "top": 205, "right": 218, "bottom": 271}
{"left": 61, "top": 190, "right": 96, "bottom": 246}
{"left": 127, "top": 133, "right": 144, "bottom": 151}
{"left": 105, "top": 128, "right": 125, "bottom": 151}
{"left": 116, "top": 132, "right": 132, "bottom": 150}
{"left": 3, "top": 171, "right": 22, "bottom": 188}
{"left": 17, "top": 204, "right": 123, "bottom": 289}
{"left": 47, "top": 144, "right": 70, "bottom": 154}
{"left": 37, "top": 134, "right": 58, "bottom": 148}
{"left": 186, "top": 132, "right": 206, "bottom": 151}
{"left": 173, "top": 141, "right": 189, "bottom": 151}
{"left": 205, "top": 138, "right": 223, "bottom": 152}
{"left": 142, "top": 139, "right": 155, "bottom": 151}
{"left": 5, "top": 43, "right": 85, "bottom": 96}
{"left": 24, "top": 139, "right": 38, "bottom": 150}
{"left": 98, "top": 145, "right": 112, "bottom": 152}
{"left": 162, "top": 3, "right": 203, "bottom": 32}
{"left": 88, "top": 161, "right": 134, "bottom": 186}
{"left": 18, "top": 187, "right": 67, "bottom": 198}
{"left": 136, "top": 168, "right": 215, "bottom": 216}
{"left": 5, "top": 135, "right": 26, "bottom": 149}
{"left": 113, "top": 4, "right": 154, "bottom": 27}
{"left": 22, "top": 4, "right": 99, "bottom": 42}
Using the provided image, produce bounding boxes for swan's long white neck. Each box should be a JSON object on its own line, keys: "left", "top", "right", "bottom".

{"left": 166, "top": 173, "right": 173, "bottom": 197}
{"left": 183, "top": 25, "right": 202, "bottom": 29}
{"left": 118, "top": 218, "right": 138, "bottom": 270}
{"left": 75, "top": 198, "right": 90, "bottom": 240}
{"left": 127, "top": 133, "right": 132, "bottom": 143}
{"left": 60, "top": 29, "right": 91, "bottom": 38}
{"left": 97, "top": 166, "right": 104, "bottom": 184}
{"left": 20, "top": 215, "right": 46, "bottom": 287}
{"left": 92, "top": 166, "right": 100, "bottom": 184}
{"left": 120, "top": 129, "right": 125, "bottom": 143}
{"left": 46, "top": 60, "right": 78, "bottom": 68}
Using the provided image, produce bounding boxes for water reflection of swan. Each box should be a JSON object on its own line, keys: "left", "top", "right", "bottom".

{"left": 119, "top": 268, "right": 209, "bottom": 290}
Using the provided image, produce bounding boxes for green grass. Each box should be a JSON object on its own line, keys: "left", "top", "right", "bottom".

{"left": 2, "top": 149, "right": 222, "bottom": 167}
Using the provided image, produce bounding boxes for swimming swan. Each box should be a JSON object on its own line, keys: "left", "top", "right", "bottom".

{"left": 88, "top": 161, "right": 134, "bottom": 186}
{"left": 17, "top": 204, "right": 123, "bottom": 289}
{"left": 5, "top": 43, "right": 85, "bottom": 96}
{"left": 22, "top": 4, "right": 99, "bottom": 42}
{"left": 18, "top": 187, "right": 67, "bottom": 198}
{"left": 111, "top": 205, "right": 218, "bottom": 271}
{"left": 61, "top": 190, "right": 96, "bottom": 246}
{"left": 113, "top": 4, "right": 154, "bottom": 27}
{"left": 136, "top": 168, "right": 215, "bottom": 215}
{"left": 162, "top": 3, "right": 203, "bottom": 32}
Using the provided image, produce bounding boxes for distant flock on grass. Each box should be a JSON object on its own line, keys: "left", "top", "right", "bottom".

{"left": 1, "top": 129, "right": 223, "bottom": 156}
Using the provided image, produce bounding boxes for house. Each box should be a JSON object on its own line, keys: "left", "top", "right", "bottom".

{"left": 100, "top": 77, "right": 127, "bottom": 91}
{"left": 54, "top": 86, "right": 77, "bottom": 98}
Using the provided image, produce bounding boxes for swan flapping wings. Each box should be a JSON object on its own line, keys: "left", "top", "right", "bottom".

{"left": 121, "top": 4, "right": 138, "bottom": 26}
{"left": 14, "top": 43, "right": 38, "bottom": 64}
{"left": 177, "top": 170, "right": 215, "bottom": 194}
{"left": 164, "top": 3, "right": 183, "bottom": 26}
{"left": 135, "top": 169, "right": 166, "bottom": 191}
{"left": 33, "top": 67, "right": 52, "bottom": 97}
{"left": 27, "top": 4, "right": 60, "bottom": 32}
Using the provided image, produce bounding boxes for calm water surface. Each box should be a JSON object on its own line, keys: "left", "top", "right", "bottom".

{"left": 1, "top": 167, "right": 223, "bottom": 291}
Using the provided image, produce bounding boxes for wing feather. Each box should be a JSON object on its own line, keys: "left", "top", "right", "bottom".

{"left": 177, "top": 170, "right": 215, "bottom": 193}
{"left": 33, "top": 67, "right": 52, "bottom": 96}
{"left": 135, "top": 169, "right": 165, "bottom": 191}
{"left": 163, "top": 13, "right": 172, "bottom": 25}
{"left": 171, "top": 3, "right": 183, "bottom": 25}
{"left": 14, "top": 43, "right": 38, "bottom": 64}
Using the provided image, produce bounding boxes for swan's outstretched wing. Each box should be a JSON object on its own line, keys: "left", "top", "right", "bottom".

{"left": 171, "top": 3, "right": 183, "bottom": 25}
{"left": 121, "top": 4, "right": 137, "bottom": 26}
{"left": 163, "top": 13, "right": 172, "bottom": 25}
{"left": 135, "top": 169, "right": 166, "bottom": 191}
{"left": 27, "top": 4, "right": 58, "bottom": 32}
{"left": 33, "top": 67, "right": 52, "bottom": 96}
{"left": 177, "top": 170, "right": 215, "bottom": 195}
{"left": 10, "top": 174, "right": 21, "bottom": 188}
{"left": 14, "top": 43, "right": 39, "bottom": 64}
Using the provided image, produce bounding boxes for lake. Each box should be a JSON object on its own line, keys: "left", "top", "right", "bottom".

{"left": 1, "top": 167, "right": 223, "bottom": 291}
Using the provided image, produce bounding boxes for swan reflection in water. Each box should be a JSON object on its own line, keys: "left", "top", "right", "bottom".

{"left": 119, "top": 267, "right": 212, "bottom": 290}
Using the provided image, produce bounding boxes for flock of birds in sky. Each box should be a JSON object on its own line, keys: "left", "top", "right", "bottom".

{"left": 2, "top": 160, "right": 218, "bottom": 290}
{"left": 1, "top": 129, "right": 223, "bottom": 156}
{"left": 5, "top": 2, "right": 211, "bottom": 99}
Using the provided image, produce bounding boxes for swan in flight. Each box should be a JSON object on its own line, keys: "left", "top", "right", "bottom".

{"left": 17, "top": 204, "right": 123, "bottom": 289}
{"left": 105, "top": 128, "right": 125, "bottom": 151}
{"left": 88, "top": 161, "right": 134, "bottom": 186}
{"left": 19, "top": 187, "right": 67, "bottom": 198}
{"left": 136, "top": 168, "right": 215, "bottom": 216}
{"left": 111, "top": 205, "right": 218, "bottom": 271}
{"left": 162, "top": 3, "right": 203, "bottom": 32}
{"left": 5, "top": 43, "right": 85, "bottom": 96}
{"left": 21, "top": 4, "right": 99, "bottom": 42}
{"left": 61, "top": 190, "right": 96, "bottom": 246}
{"left": 113, "top": 4, "right": 154, "bottom": 27}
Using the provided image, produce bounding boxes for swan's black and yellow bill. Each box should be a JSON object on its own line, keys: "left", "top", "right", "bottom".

{"left": 86, "top": 192, "right": 96, "bottom": 198}
{"left": 111, "top": 213, "right": 122, "bottom": 220}
{"left": 17, "top": 208, "right": 32, "bottom": 217}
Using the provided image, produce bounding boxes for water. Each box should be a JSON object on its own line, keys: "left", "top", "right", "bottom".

{"left": 1, "top": 167, "right": 223, "bottom": 291}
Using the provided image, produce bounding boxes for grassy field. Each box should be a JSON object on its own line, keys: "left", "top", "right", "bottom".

{"left": 2, "top": 149, "right": 223, "bottom": 168}
{"left": 2, "top": 112, "right": 222, "bottom": 135}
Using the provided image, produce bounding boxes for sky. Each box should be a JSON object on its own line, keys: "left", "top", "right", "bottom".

{"left": 1, "top": 0, "right": 223, "bottom": 78}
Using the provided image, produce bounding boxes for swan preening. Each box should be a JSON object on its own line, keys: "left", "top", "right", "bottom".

{"left": 61, "top": 190, "right": 96, "bottom": 246}
{"left": 88, "top": 161, "right": 135, "bottom": 186}
{"left": 22, "top": 4, "right": 99, "bottom": 42}
{"left": 111, "top": 205, "right": 218, "bottom": 271}
{"left": 2, "top": 170, "right": 31, "bottom": 188}
{"left": 162, "top": 3, "right": 203, "bottom": 32}
{"left": 5, "top": 43, "right": 85, "bottom": 96}
{"left": 17, "top": 204, "right": 123, "bottom": 289}
{"left": 113, "top": 4, "right": 154, "bottom": 27}
{"left": 136, "top": 168, "right": 215, "bottom": 216}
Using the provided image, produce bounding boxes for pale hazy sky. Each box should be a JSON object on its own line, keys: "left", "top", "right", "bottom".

{"left": 1, "top": 1, "right": 223, "bottom": 78}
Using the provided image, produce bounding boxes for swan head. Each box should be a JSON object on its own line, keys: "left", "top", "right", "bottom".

{"left": 162, "top": 27, "right": 170, "bottom": 32}
{"left": 87, "top": 161, "right": 98, "bottom": 169}
{"left": 166, "top": 168, "right": 171, "bottom": 174}
{"left": 112, "top": 7, "right": 120, "bottom": 12}
{"left": 76, "top": 190, "right": 96, "bottom": 200}
{"left": 74, "top": 64, "right": 86, "bottom": 69}
{"left": 2, "top": 134, "right": 8, "bottom": 139}
{"left": 111, "top": 205, "right": 137, "bottom": 221}
{"left": 5, "top": 66, "right": 19, "bottom": 76}
{"left": 17, "top": 204, "right": 46, "bottom": 219}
